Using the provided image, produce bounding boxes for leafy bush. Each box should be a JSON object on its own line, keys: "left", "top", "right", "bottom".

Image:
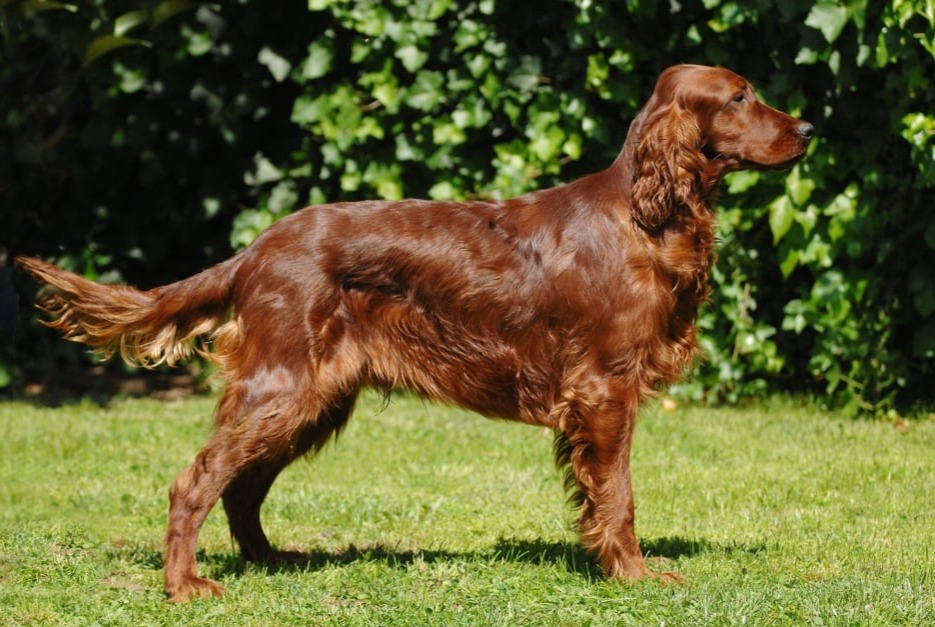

{"left": 2, "top": 0, "right": 933, "bottom": 415}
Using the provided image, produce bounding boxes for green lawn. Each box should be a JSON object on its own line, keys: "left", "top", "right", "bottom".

{"left": 1, "top": 392, "right": 933, "bottom": 625}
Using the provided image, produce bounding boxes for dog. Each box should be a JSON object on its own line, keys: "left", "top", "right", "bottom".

{"left": 18, "top": 64, "right": 813, "bottom": 601}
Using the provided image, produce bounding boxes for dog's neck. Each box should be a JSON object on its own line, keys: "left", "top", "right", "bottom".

{"left": 606, "top": 155, "right": 718, "bottom": 313}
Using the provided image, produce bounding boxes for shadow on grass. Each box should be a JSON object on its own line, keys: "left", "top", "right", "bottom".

{"left": 189, "top": 540, "right": 604, "bottom": 580}
{"left": 132, "top": 534, "right": 760, "bottom": 583}
{"left": 18, "top": 366, "right": 202, "bottom": 408}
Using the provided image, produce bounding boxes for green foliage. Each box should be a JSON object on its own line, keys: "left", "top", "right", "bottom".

{"left": 2, "top": 0, "right": 934, "bottom": 414}
{"left": 763, "top": 0, "right": 935, "bottom": 416}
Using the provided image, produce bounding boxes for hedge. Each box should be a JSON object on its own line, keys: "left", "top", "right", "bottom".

{"left": 1, "top": 0, "right": 933, "bottom": 415}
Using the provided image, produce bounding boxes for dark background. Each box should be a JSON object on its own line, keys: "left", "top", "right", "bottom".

{"left": 1, "top": 0, "right": 933, "bottom": 415}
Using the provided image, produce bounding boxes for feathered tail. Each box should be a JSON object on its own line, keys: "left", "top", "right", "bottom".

{"left": 16, "top": 255, "right": 244, "bottom": 368}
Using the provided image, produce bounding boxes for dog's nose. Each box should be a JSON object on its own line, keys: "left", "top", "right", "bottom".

{"left": 798, "top": 121, "right": 814, "bottom": 139}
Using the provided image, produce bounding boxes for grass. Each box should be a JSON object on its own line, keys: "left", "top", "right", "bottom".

{"left": 1, "top": 391, "right": 934, "bottom": 625}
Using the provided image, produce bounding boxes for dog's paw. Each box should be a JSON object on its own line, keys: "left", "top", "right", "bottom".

{"left": 655, "top": 570, "right": 686, "bottom": 587}
{"left": 166, "top": 575, "right": 226, "bottom": 603}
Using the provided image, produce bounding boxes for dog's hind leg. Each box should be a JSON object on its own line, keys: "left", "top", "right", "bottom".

{"left": 163, "top": 363, "right": 355, "bottom": 602}
{"left": 221, "top": 391, "right": 358, "bottom": 563}
{"left": 162, "top": 414, "right": 256, "bottom": 601}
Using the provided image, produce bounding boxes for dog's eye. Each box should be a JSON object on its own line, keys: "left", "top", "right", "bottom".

{"left": 731, "top": 92, "right": 746, "bottom": 103}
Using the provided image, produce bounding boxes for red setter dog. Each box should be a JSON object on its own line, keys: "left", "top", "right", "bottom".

{"left": 18, "top": 65, "right": 812, "bottom": 602}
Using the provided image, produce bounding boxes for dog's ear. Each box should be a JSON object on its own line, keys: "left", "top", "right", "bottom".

{"left": 630, "top": 104, "right": 704, "bottom": 231}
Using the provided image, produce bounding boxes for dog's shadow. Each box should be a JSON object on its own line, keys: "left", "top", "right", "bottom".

{"left": 135, "top": 535, "right": 754, "bottom": 582}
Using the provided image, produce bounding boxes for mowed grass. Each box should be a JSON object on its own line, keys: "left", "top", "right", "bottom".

{"left": 1, "top": 391, "right": 933, "bottom": 625}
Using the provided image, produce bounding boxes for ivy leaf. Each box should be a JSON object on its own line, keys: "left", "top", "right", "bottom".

{"left": 726, "top": 170, "right": 760, "bottom": 194}
{"left": 433, "top": 120, "right": 467, "bottom": 146}
{"left": 291, "top": 94, "right": 324, "bottom": 125}
{"left": 404, "top": 71, "right": 444, "bottom": 111}
{"left": 396, "top": 44, "right": 428, "bottom": 73}
{"left": 769, "top": 195, "right": 795, "bottom": 245}
{"left": 267, "top": 181, "right": 298, "bottom": 214}
{"left": 300, "top": 41, "right": 334, "bottom": 81}
{"left": 114, "top": 10, "right": 149, "bottom": 37}
{"left": 795, "top": 46, "right": 820, "bottom": 65}
{"left": 152, "top": 0, "right": 195, "bottom": 28}
{"left": 782, "top": 299, "right": 809, "bottom": 334}
{"left": 507, "top": 56, "right": 542, "bottom": 93}
{"left": 83, "top": 35, "right": 151, "bottom": 67}
{"left": 779, "top": 247, "right": 800, "bottom": 279}
{"left": 786, "top": 167, "right": 815, "bottom": 205}
{"left": 20, "top": 0, "right": 77, "bottom": 15}
{"left": 805, "top": 3, "right": 849, "bottom": 44}
{"left": 258, "top": 47, "right": 292, "bottom": 82}
{"left": 245, "top": 153, "right": 284, "bottom": 186}
{"left": 429, "top": 181, "right": 458, "bottom": 200}
{"left": 230, "top": 209, "right": 275, "bottom": 251}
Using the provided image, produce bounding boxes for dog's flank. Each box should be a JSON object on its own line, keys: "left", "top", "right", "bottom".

{"left": 18, "top": 64, "right": 812, "bottom": 602}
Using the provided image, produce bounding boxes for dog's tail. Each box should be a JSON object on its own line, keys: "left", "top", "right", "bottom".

{"left": 16, "top": 254, "right": 245, "bottom": 368}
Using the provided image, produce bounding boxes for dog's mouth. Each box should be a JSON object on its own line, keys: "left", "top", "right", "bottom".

{"left": 705, "top": 147, "right": 808, "bottom": 173}
{"left": 749, "top": 151, "right": 807, "bottom": 172}
{"left": 745, "top": 135, "right": 813, "bottom": 172}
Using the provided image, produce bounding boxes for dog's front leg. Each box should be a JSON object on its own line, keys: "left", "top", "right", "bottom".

{"left": 555, "top": 385, "right": 679, "bottom": 583}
